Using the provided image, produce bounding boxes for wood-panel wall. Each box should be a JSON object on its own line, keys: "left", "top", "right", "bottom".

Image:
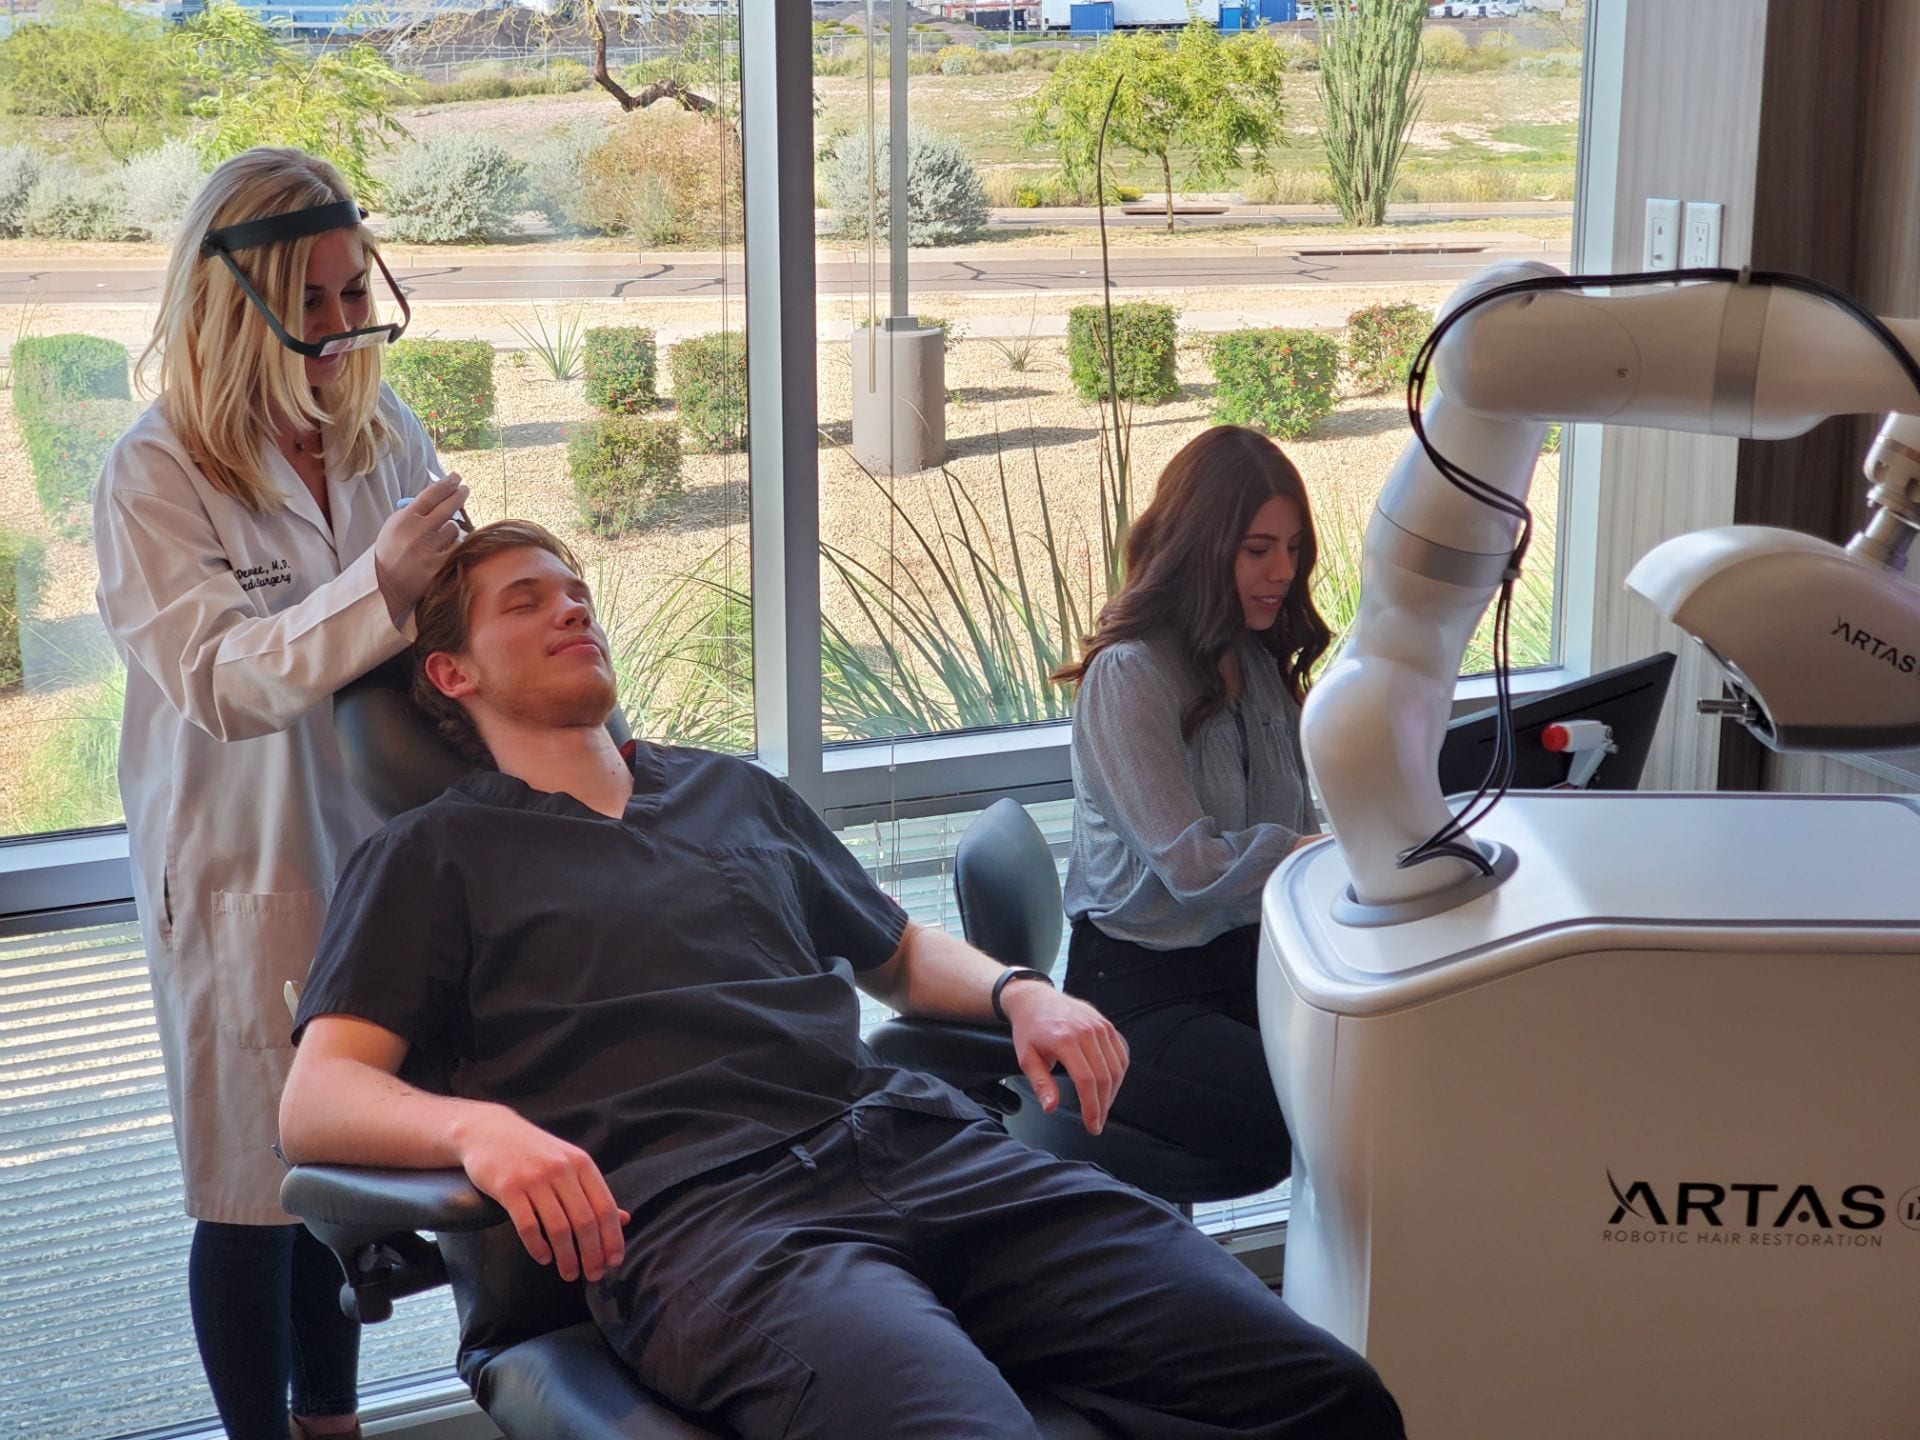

{"left": 1742, "top": 3, "right": 1919, "bottom": 795}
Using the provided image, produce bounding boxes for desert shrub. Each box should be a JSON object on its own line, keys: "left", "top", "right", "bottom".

{"left": 936, "top": 44, "right": 979, "bottom": 75}
{"left": 1267, "top": 32, "right": 1318, "bottom": 70}
{"left": 982, "top": 169, "right": 1098, "bottom": 208}
{"left": 384, "top": 339, "right": 495, "bottom": 447}
{"left": 406, "top": 59, "right": 587, "bottom": 104}
{"left": 569, "top": 416, "right": 683, "bottom": 535}
{"left": 385, "top": 134, "right": 526, "bottom": 244}
{"left": 1345, "top": 301, "right": 1432, "bottom": 393}
{"left": 1066, "top": 302, "right": 1180, "bottom": 405}
{"left": 12, "top": 334, "right": 133, "bottom": 523}
{"left": 1241, "top": 169, "right": 1336, "bottom": 205}
{"left": 1209, "top": 328, "right": 1339, "bottom": 439}
{"left": 668, "top": 331, "right": 746, "bottom": 452}
{"left": 580, "top": 108, "right": 742, "bottom": 246}
{"left": 21, "top": 162, "right": 133, "bottom": 241}
{"left": 582, "top": 326, "right": 659, "bottom": 414}
{"left": 11, "top": 662, "right": 124, "bottom": 832}
{"left": 524, "top": 122, "right": 604, "bottom": 235}
{"left": 119, "top": 139, "right": 206, "bottom": 243}
{"left": 1419, "top": 27, "right": 1473, "bottom": 69}
{"left": 21, "top": 397, "right": 137, "bottom": 521}
{"left": 1514, "top": 51, "right": 1582, "bottom": 77}
{"left": 0, "top": 145, "right": 41, "bottom": 237}
{"left": 825, "top": 128, "right": 988, "bottom": 246}
{"left": 0, "top": 527, "right": 45, "bottom": 688}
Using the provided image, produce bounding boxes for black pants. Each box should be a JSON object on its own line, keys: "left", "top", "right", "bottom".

{"left": 188, "top": 1220, "right": 361, "bottom": 1439}
{"left": 588, "top": 1106, "right": 1401, "bottom": 1440}
{"left": 1065, "top": 919, "right": 1291, "bottom": 1183}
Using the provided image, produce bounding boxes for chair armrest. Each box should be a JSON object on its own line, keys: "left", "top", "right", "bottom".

{"left": 282, "top": 1164, "right": 506, "bottom": 1240}
{"left": 865, "top": 1017, "right": 1025, "bottom": 1106}
{"left": 281, "top": 1165, "right": 508, "bottom": 1325}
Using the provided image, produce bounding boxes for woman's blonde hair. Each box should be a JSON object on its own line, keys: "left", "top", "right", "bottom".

{"left": 140, "top": 147, "right": 395, "bottom": 510}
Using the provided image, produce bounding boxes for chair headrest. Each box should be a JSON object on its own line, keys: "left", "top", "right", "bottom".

{"left": 334, "top": 655, "right": 633, "bottom": 822}
{"left": 954, "top": 798, "right": 1064, "bottom": 976}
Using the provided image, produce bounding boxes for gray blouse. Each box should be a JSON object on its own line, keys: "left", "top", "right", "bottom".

{"left": 1063, "top": 632, "right": 1315, "bottom": 951}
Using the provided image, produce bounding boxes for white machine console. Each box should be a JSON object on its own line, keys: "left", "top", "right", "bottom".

{"left": 1260, "top": 790, "right": 1920, "bottom": 1439}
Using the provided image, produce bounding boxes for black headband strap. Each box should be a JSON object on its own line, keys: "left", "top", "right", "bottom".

{"left": 201, "top": 200, "right": 364, "bottom": 257}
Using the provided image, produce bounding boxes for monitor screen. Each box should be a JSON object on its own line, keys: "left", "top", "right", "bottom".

{"left": 1437, "top": 652, "right": 1678, "bottom": 795}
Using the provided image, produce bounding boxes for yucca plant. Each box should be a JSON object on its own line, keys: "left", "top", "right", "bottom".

{"left": 505, "top": 304, "right": 588, "bottom": 382}
{"left": 594, "top": 548, "right": 754, "bottom": 752}
{"left": 820, "top": 424, "right": 1113, "bottom": 740}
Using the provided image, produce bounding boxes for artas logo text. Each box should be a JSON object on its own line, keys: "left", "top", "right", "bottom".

{"left": 1602, "top": 1169, "right": 1893, "bottom": 1250}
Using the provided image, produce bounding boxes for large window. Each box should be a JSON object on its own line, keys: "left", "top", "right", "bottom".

{"left": 812, "top": 5, "right": 1582, "bottom": 749}
{"left": 0, "top": 4, "right": 1596, "bottom": 1435}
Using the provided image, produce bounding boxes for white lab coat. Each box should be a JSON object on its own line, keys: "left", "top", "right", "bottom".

{"left": 94, "top": 385, "right": 438, "bottom": 1223}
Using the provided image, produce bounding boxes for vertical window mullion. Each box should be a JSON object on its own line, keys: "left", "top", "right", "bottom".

{"left": 742, "top": 1, "right": 825, "bottom": 808}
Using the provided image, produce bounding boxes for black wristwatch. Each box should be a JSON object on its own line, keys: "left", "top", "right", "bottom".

{"left": 990, "top": 966, "right": 1055, "bottom": 1025}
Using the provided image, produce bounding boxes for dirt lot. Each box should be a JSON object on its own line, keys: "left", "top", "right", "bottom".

{"left": 0, "top": 278, "right": 1567, "bottom": 834}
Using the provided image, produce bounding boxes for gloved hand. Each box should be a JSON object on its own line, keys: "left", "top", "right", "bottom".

{"left": 374, "top": 473, "right": 469, "bottom": 622}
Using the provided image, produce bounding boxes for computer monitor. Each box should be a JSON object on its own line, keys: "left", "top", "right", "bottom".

{"left": 1436, "top": 652, "right": 1678, "bottom": 794}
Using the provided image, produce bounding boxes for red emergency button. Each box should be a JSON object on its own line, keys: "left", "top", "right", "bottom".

{"left": 1541, "top": 724, "right": 1571, "bottom": 753}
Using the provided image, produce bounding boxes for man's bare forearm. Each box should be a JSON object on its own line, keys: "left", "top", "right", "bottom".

{"left": 859, "top": 923, "right": 1011, "bottom": 1022}
{"left": 279, "top": 1055, "right": 507, "bottom": 1170}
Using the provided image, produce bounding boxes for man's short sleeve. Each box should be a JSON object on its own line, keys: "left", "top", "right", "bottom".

{"left": 766, "top": 779, "right": 910, "bottom": 972}
{"left": 293, "top": 818, "right": 471, "bottom": 1056}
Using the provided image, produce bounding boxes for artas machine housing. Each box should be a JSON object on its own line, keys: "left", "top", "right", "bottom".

{"left": 1262, "top": 790, "right": 1920, "bottom": 1439}
{"left": 1260, "top": 265, "right": 1920, "bottom": 1438}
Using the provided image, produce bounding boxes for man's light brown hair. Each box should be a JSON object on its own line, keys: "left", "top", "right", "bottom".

{"left": 411, "top": 519, "right": 587, "bottom": 764}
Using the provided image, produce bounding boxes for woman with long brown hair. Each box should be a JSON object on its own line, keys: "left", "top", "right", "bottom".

{"left": 1055, "top": 424, "right": 1331, "bottom": 1182}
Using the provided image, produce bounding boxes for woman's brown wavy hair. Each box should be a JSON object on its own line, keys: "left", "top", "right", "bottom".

{"left": 1055, "top": 424, "right": 1331, "bottom": 740}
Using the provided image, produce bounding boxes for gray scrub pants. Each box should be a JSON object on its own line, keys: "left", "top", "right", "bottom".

{"left": 587, "top": 1105, "right": 1402, "bottom": 1440}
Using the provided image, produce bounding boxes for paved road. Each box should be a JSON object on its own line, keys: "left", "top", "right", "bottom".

{"left": 0, "top": 243, "right": 1572, "bottom": 306}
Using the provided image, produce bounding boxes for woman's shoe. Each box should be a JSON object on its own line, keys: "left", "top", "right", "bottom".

{"left": 289, "top": 1419, "right": 362, "bottom": 1440}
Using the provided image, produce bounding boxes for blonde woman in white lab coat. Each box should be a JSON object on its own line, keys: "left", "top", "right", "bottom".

{"left": 93, "top": 148, "right": 470, "bottom": 1440}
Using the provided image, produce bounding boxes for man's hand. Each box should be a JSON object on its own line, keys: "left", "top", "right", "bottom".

{"left": 454, "top": 1103, "right": 630, "bottom": 1283}
{"left": 1000, "top": 982, "right": 1130, "bottom": 1136}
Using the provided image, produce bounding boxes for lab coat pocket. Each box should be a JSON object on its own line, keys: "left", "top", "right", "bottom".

{"left": 209, "top": 889, "right": 327, "bottom": 1049}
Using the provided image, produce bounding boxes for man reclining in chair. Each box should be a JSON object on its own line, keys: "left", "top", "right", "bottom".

{"left": 280, "top": 520, "right": 1404, "bottom": 1440}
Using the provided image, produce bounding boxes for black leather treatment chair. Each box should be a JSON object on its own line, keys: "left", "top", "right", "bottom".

{"left": 935, "top": 799, "right": 1284, "bottom": 1216}
{"left": 279, "top": 658, "right": 1114, "bottom": 1440}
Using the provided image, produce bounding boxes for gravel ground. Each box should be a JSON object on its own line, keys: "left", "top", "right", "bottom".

{"left": 0, "top": 278, "right": 1566, "bottom": 832}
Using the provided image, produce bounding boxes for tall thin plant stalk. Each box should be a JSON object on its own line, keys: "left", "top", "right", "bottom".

{"left": 1317, "top": 0, "right": 1427, "bottom": 227}
{"left": 1093, "top": 73, "right": 1134, "bottom": 593}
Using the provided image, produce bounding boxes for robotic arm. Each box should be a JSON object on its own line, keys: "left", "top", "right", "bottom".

{"left": 1308, "top": 261, "right": 1920, "bottom": 907}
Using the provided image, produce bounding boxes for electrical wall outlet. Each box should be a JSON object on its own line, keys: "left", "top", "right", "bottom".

{"left": 1643, "top": 198, "right": 1681, "bottom": 270}
{"left": 1683, "top": 201, "right": 1723, "bottom": 268}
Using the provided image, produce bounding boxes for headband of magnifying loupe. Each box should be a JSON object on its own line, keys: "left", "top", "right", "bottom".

{"left": 200, "top": 200, "right": 410, "bottom": 360}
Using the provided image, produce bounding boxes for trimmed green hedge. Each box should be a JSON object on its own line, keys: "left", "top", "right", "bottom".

{"left": 11, "top": 335, "right": 129, "bottom": 420}
{"left": 1345, "top": 301, "right": 1433, "bottom": 394}
{"left": 1066, "top": 302, "right": 1180, "bottom": 404}
{"left": 384, "top": 340, "right": 496, "bottom": 448}
{"left": 669, "top": 332, "right": 747, "bottom": 452}
{"left": 9, "top": 334, "right": 134, "bottom": 525}
{"left": 21, "top": 399, "right": 139, "bottom": 521}
{"left": 569, "top": 416, "right": 684, "bottom": 536}
{"left": 0, "top": 527, "right": 45, "bottom": 689}
{"left": 583, "top": 326, "right": 659, "bottom": 414}
{"left": 1209, "top": 328, "right": 1340, "bottom": 440}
